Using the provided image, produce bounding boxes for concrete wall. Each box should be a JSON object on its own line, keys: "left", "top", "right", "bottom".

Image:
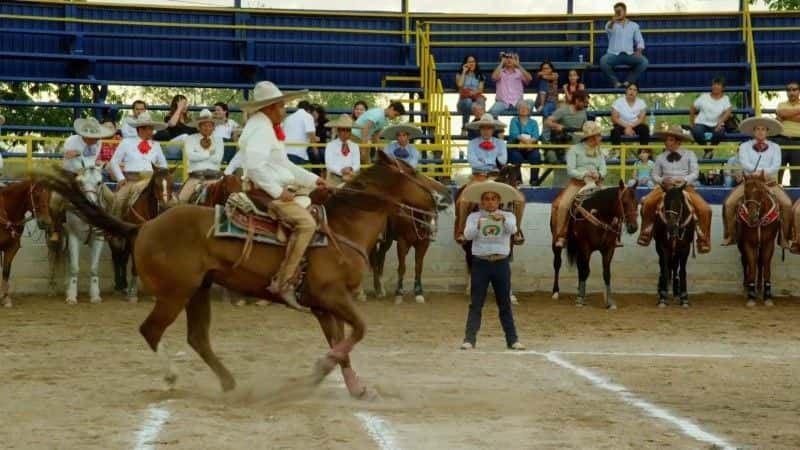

{"left": 9, "top": 204, "right": 800, "bottom": 298}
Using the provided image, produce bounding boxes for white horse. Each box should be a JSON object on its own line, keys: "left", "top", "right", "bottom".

{"left": 58, "top": 165, "right": 113, "bottom": 304}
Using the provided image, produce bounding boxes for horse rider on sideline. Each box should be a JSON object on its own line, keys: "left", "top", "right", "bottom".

{"left": 637, "top": 124, "right": 713, "bottom": 253}
{"left": 108, "top": 112, "right": 169, "bottom": 218}
{"left": 553, "top": 121, "right": 608, "bottom": 249}
{"left": 459, "top": 180, "right": 525, "bottom": 351}
{"left": 381, "top": 123, "right": 423, "bottom": 168}
{"left": 455, "top": 113, "right": 525, "bottom": 244}
{"left": 323, "top": 114, "right": 361, "bottom": 186}
{"left": 721, "top": 117, "right": 793, "bottom": 248}
{"left": 177, "top": 109, "right": 225, "bottom": 203}
{"left": 236, "top": 81, "right": 330, "bottom": 311}
{"left": 50, "top": 117, "right": 114, "bottom": 241}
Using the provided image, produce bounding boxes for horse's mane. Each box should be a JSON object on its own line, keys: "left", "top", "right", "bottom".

{"left": 580, "top": 187, "right": 620, "bottom": 215}
{"left": 324, "top": 163, "right": 403, "bottom": 215}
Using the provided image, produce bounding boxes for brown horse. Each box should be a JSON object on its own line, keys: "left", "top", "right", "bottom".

{"left": 183, "top": 174, "right": 243, "bottom": 207}
{"left": 36, "top": 152, "right": 451, "bottom": 396}
{"left": 0, "top": 179, "right": 52, "bottom": 307}
{"left": 370, "top": 209, "right": 436, "bottom": 304}
{"left": 730, "top": 173, "right": 781, "bottom": 306}
{"left": 550, "top": 180, "right": 639, "bottom": 309}
{"left": 111, "top": 166, "right": 175, "bottom": 301}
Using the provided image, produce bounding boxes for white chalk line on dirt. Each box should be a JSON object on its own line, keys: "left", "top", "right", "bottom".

{"left": 355, "top": 412, "right": 401, "bottom": 450}
{"left": 133, "top": 402, "right": 171, "bottom": 450}
{"left": 505, "top": 350, "right": 738, "bottom": 359}
{"left": 544, "top": 352, "right": 737, "bottom": 450}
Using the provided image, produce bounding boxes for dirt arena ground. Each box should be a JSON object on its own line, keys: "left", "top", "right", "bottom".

{"left": 2, "top": 291, "right": 799, "bottom": 450}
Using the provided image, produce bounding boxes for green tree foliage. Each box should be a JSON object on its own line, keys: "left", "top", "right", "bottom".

{"left": 752, "top": 0, "right": 800, "bottom": 10}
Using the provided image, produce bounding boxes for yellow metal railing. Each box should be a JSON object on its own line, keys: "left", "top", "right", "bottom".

{"left": 743, "top": 3, "right": 762, "bottom": 115}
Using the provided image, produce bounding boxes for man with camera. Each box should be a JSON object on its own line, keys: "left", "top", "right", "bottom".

{"left": 488, "top": 52, "right": 532, "bottom": 117}
{"left": 599, "top": 2, "right": 648, "bottom": 88}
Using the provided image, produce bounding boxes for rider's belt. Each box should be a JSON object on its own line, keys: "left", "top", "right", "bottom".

{"left": 189, "top": 170, "right": 221, "bottom": 180}
{"left": 123, "top": 171, "right": 147, "bottom": 182}
{"left": 475, "top": 254, "right": 508, "bottom": 262}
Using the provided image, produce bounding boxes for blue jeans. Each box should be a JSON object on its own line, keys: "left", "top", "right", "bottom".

{"left": 691, "top": 124, "right": 725, "bottom": 146}
{"left": 488, "top": 101, "right": 518, "bottom": 117}
{"left": 508, "top": 149, "right": 541, "bottom": 183}
{"left": 287, "top": 154, "right": 308, "bottom": 165}
{"left": 464, "top": 257, "right": 519, "bottom": 347}
{"left": 599, "top": 53, "right": 649, "bottom": 85}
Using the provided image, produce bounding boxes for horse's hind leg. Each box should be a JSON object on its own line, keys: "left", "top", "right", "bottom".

{"left": 186, "top": 283, "right": 236, "bottom": 392}
{"left": 139, "top": 294, "right": 186, "bottom": 389}
{"left": 601, "top": 249, "right": 617, "bottom": 310}
{"left": 370, "top": 235, "right": 391, "bottom": 299}
{"left": 312, "top": 309, "right": 371, "bottom": 399}
{"left": 127, "top": 252, "right": 139, "bottom": 303}
{"left": 656, "top": 247, "right": 669, "bottom": 307}
{"left": 65, "top": 233, "right": 80, "bottom": 305}
{"left": 576, "top": 256, "right": 590, "bottom": 307}
{"left": 89, "top": 237, "right": 104, "bottom": 304}
{"left": 413, "top": 240, "right": 430, "bottom": 304}
{"left": 1, "top": 242, "right": 20, "bottom": 307}
{"left": 552, "top": 245, "right": 562, "bottom": 300}
{"left": 394, "top": 239, "right": 410, "bottom": 304}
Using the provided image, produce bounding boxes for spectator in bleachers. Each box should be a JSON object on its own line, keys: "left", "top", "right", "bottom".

{"left": 466, "top": 103, "right": 501, "bottom": 140}
{"left": 563, "top": 69, "right": 586, "bottom": 105}
{"left": 456, "top": 55, "right": 486, "bottom": 135}
{"left": 632, "top": 148, "right": 655, "bottom": 187}
{"left": 536, "top": 61, "right": 559, "bottom": 143}
{"left": 120, "top": 100, "right": 147, "bottom": 139}
{"left": 323, "top": 114, "right": 360, "bottom": 186}
{"left": 177, "top": 109, "right": 225, "bottom": 203}
{"left": 97, "top": 119, "right": 122, "bottom": 181}
{"left": 382, "top": 123, "right": 422, "bottom": 168}
{"left": 489, "top": 52, "right": 532, "bottom": 117}
{"left": 154, "top": 94, "right": 196, "bottom": 141}
{"left": 776, "top": 80, "right": 800, "bottom": 187}
{"left": 689, "top": 77, "right": 732, "bottom": 159}
{"left": 352, "top": 100, "right": 368, "bottom": 121}
{"left": 599, "top": 2, "right": 648, "bottom": 89}
{"left": 352, "top": 101, "right": 406, "bottom": 163}
{"left": 282, "top": 100, "right": 319, "bottom": 165}
{"left": 610, "top": 82, "right": 649, "bottom": 147}
{"left": 309, "top": 103, "right": 328, "bottom": 171}
{"left": 212, "top": 102, "right": 239, "bottom": 142}
{"left": 544, "top": 90, "right": 590, "bottom": 162}
{"left": 507, "top": 100, "right": 541, "bottom": 185}
{"left": 723, "top": 154, "right": 742, "bottom": 187}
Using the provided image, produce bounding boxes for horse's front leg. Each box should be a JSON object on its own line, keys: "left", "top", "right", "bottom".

{"left": 552, "top": 244, "right": 562, "bottom": 300}
{"left": 412, "top": 240, "right": 429, "bottom": 304}
{"left": 127, "top": 252, "right": 139, "bottom": 303}
{"left": 89, "top": 236, "right": 104, "bottom": 304}
{"left": 678, "top": 242, "right": 690, "bottom": 307}
{"left": 743, "top": 245, "right": 758, "bottom": 306}
{"left": 394, "top": 239, "right": 410, "bottom": 304}
{"left": 601, "top": 247, "right": 617, "bottom": 310}
{"left": 65, "top": 232, "right": 80, "bottom": 305}
{"left": 369, "top": 236, "right": 392, "bottom": 299}
{"left": 761, "top": 240, "right": 776, "bottom": 306}
{"left": 0, "top": 241, "right": 20, "bottom": 307}
{"left": 575, "top": 255, "right": 590, "bottom": 307}
{"left": 656, "top": 246, "right": 669, "bottom": 307}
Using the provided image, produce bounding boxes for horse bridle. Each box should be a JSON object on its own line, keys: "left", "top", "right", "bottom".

{"left": 573, "top": 186, "right": 635, "bottom": 236}
{"left": 658, "top": 198, "right": 693, "bottom": 241}
{"left": 739, "top": 193, "right": 778, "bottom": 228}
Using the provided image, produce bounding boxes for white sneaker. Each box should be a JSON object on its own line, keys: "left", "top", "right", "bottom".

{"left": 509, "top": 342, "right": 526, "bottom": 350}
{"left": 460, "top": 342, "right": 474, "bottom": 350}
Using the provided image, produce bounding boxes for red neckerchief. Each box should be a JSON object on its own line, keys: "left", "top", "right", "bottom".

{"left": 341, "top": 142, "right": 350, "bottom": 156}
{"left": 752, "top": 141, "right": 769, "bottom": 152}
{"left": 137, "top": 140, "right": 151, "bottom": 155}
{"left": 479, "top": 140, "right": 495, "bottom": 150}
{"left": 273, "top": 124, "right": 286, "bottom": 142}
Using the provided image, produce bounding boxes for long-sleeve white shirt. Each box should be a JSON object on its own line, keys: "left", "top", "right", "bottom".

{"left": 108, "top": 138, "right": 167, "bottom": 181}
{"left": 737, "top": 139, "right": 782, "bottom": 179}
{"left": 224, "top": 151, "right": 242, "bottom": 175}
{"left": 463, "top": 209, "right": 517, "bottom": 257}
{"left": 239, "top": 111, "right": 318, "bottom": 198}
{"left": 324, "top": 138, "right": 361, "bottom": 176}
{"left": 184, "top": 133, "right": 224, "bottom": 173}
{"left": 120, "top": 120, "right": 138, "bottom": 139}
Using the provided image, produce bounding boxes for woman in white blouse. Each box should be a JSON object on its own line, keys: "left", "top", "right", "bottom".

{"left": 610, "top": 82, "right": 649, "bottom": 147}
{"left": 178, "top": 109, "right": 225, "bottom": 203}
{"left": 689, "top": 76, "right": 732, "bottom": 157}
{"left": 212, "top": 102, "right": 240, "bottom": 141}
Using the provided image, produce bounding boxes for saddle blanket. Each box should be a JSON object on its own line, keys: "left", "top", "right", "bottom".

{"left": 213, "top": 205, "right": 328, "bottom": 247}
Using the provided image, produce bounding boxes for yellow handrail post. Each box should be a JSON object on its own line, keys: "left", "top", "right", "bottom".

{"left": 589, "top": 21, "right": 595, "bottom": 64}
{"left": 619, "top": 146, "right": 627, "bottom": 181}
{"left": 181, "top": 142, "right": 189, "bottom": 182}
{"left": 26, "top": 136, "right": 33, "bottom": 173}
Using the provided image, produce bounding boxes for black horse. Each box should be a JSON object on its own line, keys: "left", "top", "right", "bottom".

{"left": 653, "top": 185, "right": 695, "bottom": 308}
{"left": 551, "top": 180, "right": 639, "bottom": 309}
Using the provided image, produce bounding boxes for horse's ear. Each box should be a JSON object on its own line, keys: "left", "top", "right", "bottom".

{"left": 618, "top": 179, "right": 625, "bottom": 190}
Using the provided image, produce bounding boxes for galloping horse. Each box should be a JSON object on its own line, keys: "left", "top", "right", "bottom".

{"left": 653, "top": 185, "right": 695, "bottom": 308}
{"left": 730, "top": 173, "right": 781, "bottom": 306}
{"left": 111, "top": 166, "right": 175, "bottom": 302}
{"left": 48, "top": 165, "right": 114, "bottom": 304}
{"left": 551, "top": 180, "right": 639, "bottom": 309}
{"left": 456, "top": 164, "right": 523, "bottom": 299}
{"left": 37, "top": 152, "right": 451, "bottom": 397}
{"left": 0, "top": 179, "right": 52, "bottom": 307}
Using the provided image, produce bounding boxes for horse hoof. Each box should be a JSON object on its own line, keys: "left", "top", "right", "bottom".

{"left": 233, "top": 299, "right": 246, "bottom": 307}
{"left": 394, "top": 296, "right": 403, "bottom": 305}
{"left": 575, "top": 301, "right": 584, "bottom": 308}
{"left": 746, "top": 300, "right": 756, "bottom": 308}
{"left": 2, "top": 300, "right": 12, "bottom": 308}
{"left": 65, "top": 298, "right": 78, "bottom": 305}
{"left": 355, "top": 290, "right": 367, "bottom": 302}
{"left": 312, "top": 356, "right": 338, "bottom": 384}
{"left": 90, "top": 297, "right": 102, "bottom": 304}
{"left": 764, "top": 299, "right": 774, "bottom": 307}
{"left": 510, "top": 294, "right": 519, "bottom": 305}
{"left": 658, "top": 301, "right": 667, "bottom": 308}
{"left": 681, "top": 302, "right": 690, "bottom": 308}
{"left": 254, "top": 300, "right": 270, "bottom": 306}
{"left": 414, "top": 295, "right": 425, "bottom": 304}
{"left": 127, "top": 297, "right": 138, "bottom": 304}
{"left": 164, "top": 373, "right": 178, "bottom": 390}
{"left": 376, "top": 289, "right": 386, "bottom": 299}
{"left": 551, "top": 292, "right": 559, "bottom": 300}
{"left": 607, "top": 304, "right": 617, "bottom": 310}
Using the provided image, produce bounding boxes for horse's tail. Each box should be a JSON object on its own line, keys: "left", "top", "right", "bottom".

{"left": 33, "top": 167, "right": 140, "bottom": 241}
{"left": 565, "top": 221, "right": 577, "bottom": 267}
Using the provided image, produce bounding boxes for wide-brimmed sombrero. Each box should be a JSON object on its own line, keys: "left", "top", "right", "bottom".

{"left": 73, "top": 117, "right": 115, "bottom": 139}
{"left": 124, "top": 111, "right": 167, "bottom": 131}
{"left": 655, "top": 123, "right": 694, "bottom": 142}
{"left": 187, "top": 108, "right": 224, "bottom": 128}
{"left": 738, "top": 116, "right": 783, "bottom": 137}
{"left": 465, "top": 113, "right": 506, "bottom": 131}
{"left": 573, "top": 121, "right": 604, "bottom": 141}
{"left": 324, "top": 113, "right": 356, "bottom": 129}
{"left": 461, "top": 180, "right": 519, "bottom": 204}
{"left": 236, "top": 81, "right": 308, "bottom": 114}
{"left": 381, "top": 123, "right": 422, "bottom": 141}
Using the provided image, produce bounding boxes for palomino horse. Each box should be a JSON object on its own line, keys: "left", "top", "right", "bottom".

{"left": 111, "top": 166, "right": 175, "bottom": 302}
{"left": 48, "top": 165, "right": 114, "bottom": 304}
{"left": 37, "top": 152, "right": 451, "bottom": 396}
{"left": 730, "top": 173, "right": 781, "bottom": 306}
{"left": 653, "top": 185, "right": 695, "bottom": 308}
{"left": 370, "top": 209, "right": 437, "bottom": 304}
{"left": 455, "top": 164, "right": 523, "bottom": 301}
{"left": 551, "top": 180, "right": 639, "bottom": 309}
{"left": 0, "top": 179, "right": 52, "bottom": 307}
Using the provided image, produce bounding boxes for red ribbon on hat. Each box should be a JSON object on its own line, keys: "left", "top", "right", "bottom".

{"left": 273, "top": 124, "right": 286, "bottom": 142}
{"left": 479, "top": 140, "right": 495, "bottom": 150}
{"left": 138, "top": 140, "right": 151, "bottom": 155}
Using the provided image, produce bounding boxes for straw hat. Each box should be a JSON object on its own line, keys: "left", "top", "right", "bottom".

{"left": 187, "top": 109, "right": 222, "bottom": 128}
{"left": 124, "top": 111, "right": 167, "bottom": 131}
{"left": 236, "top": 81, "right": 308, "bottom": 114}
{"left": 0, "top": 114, "right": 5, "bottom": 126}
{"left": 381, "top": 123, "right": 422, "bottom": 141}
{"left": 573, "top": 121, "right": 603, "bottom": 141}
{"left": 461, "top": 180, "right": 519, "bottom": 204}
{"left": 324, "top": 113, "right": 356, "bottom": 129}
{"left": 73, "top": 117, "right": 115, "bottom": 139}
{"left": 655, "top": 124, "right": 694, "bottom": 142}
{"left": 739, "top": 116, "right": 783, "bottom": 137}
{"left": 465, "top": 113, "right": 506, "bottom": 131}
